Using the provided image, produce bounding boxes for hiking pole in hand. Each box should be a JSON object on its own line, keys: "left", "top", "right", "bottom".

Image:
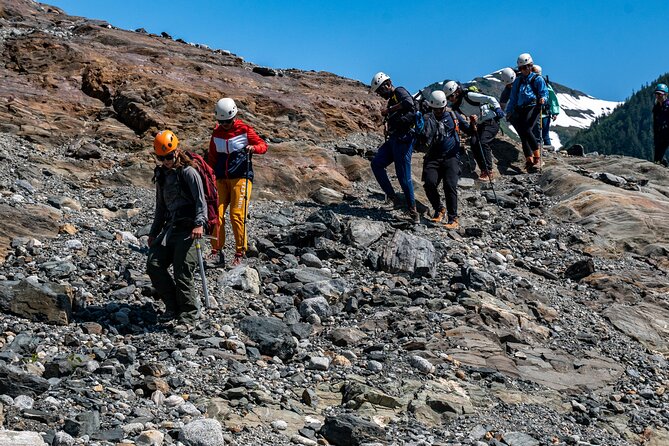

{"left": 473, "top": 123, "right": 499, "bottom": 207}
{"left": 243, "top": 149, "right": 252, "bottom": 254}
{"left": 538, "top": 107, "right": 544, "bottom": 174}
{"left": 194, "top": 238, "right": 211, "bottom": 309}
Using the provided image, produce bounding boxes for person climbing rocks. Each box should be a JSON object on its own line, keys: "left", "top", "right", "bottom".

{"left": 444, "top": 81, "right": 505, "bottom": 180}
{"left": 369, "top": 72, "right": 421, "bottom": 224}
{"left": 499, "top": 67, "right": 517, "bottom": 111}
{"left": 420, "top": 90, "right": 472, "bottom": 230}
{"left": 207, "top": 98, "right": 268, "bottom": 267}
{"left": 532, "top": 64, "right": 561, "bottom": 150}
{"left": 147, "top": 130, "right": 206, "bottom": 326}
{"left": 505, "top": 53, "right": 549, "bottom": 172}
{"left": 652, "top": 83, "right": 669, "bottom": 167}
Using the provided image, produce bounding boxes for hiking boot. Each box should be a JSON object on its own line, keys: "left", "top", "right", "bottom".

{"left": 382, "top": 194, "right": 402, "bottom": 210}
{"left": 525, "top": 160, "right": 537, "bottom": 173}
{"left": 231, "top": 252, "right": 244, "bottom": 267}
{"left": 443, "top": 217, "right": 460, "bottom": 230}
{"left": 408, "top": 208, "right": 420, "bottom": 224}
{"left": 207, "top": 251, "right": 225, "bottom": 268}
{"left": 430, "top": 207, "right": 446, "bottom": 223}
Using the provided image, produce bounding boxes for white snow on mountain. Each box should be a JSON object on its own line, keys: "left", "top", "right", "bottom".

{"left": 553, "top": 94, "right": 621, "bottom": 129}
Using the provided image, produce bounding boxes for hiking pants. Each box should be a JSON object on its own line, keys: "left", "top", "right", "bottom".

{"left": 470, "top": 119, "right": 499, "bottom": 172}
{"left": 371, "top": 135, "right": 415, "bottom": 208}
{"left": 422, "top": 155, "right": 460, "bottom": 221}
{"left": 214, "top": 178, "right": 253, "bottom": 254}
{"left": 655, "top": 137, "right": 669, "bottom": 164}
{"left": 512, "top": 105, "right": 542, "bottom": 158}
{"left": 146, "top": 228, "right": 200, "bottom": 322}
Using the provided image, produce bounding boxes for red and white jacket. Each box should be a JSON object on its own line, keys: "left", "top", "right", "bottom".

{"left": 207, "top": 119, "right": 267, "bottom": 180}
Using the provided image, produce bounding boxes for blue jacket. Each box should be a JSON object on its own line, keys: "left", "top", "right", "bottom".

{"left": 505, "top": 72, "right": 549, "bottom": 115}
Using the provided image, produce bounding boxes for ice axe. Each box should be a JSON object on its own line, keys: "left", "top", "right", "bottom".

{"left": 194, "top": 238, "right": 211, "bottom": 309}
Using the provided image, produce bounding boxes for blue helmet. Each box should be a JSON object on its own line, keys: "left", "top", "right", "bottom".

{"left": 656, "top": 83, "right": 669, "bottom": 94}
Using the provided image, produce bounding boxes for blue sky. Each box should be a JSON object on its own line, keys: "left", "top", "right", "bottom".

{"left": 46, "top": 0, "right": 668, "bottom": 101}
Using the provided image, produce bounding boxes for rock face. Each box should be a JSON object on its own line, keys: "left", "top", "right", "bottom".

{"left": 0, "top": 0, "right": 384, "bottom": 207}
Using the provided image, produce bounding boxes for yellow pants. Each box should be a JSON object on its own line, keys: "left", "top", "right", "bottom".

{"left": 213, "top": 178, "right": 252, "bottom": 253}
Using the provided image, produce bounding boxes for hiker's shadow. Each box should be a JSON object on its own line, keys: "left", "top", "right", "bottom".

{"left": 74, "top": 301, "right": 171, "bottom": 335}
{"left": 491, "top": 139, "right": 524, "bottom": 176}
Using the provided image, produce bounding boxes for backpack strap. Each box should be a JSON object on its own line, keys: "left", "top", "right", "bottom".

{"left": 463, "top": 92, "right": 481, "bottom": 107}
{"left": 449, "top": 111, "right": 461, "bottom": 144}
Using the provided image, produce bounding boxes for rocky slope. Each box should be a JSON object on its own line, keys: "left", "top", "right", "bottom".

{"left": 1, "top": 127, "right": 669, "bottom": 446}
{"left": 0, "top": 0, "right": 383, "bottom": 202}
{"left": 0, "top": 2, "right": 668, "bottom": 446}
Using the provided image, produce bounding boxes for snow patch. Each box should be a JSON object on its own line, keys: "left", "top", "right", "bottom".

{"left": 553, "top": 93, "right": 621, "bottom": 129}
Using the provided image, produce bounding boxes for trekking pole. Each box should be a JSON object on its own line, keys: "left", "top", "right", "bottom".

{"left": 243, "top": 151, "right": 251, "bottom": 252}
{"left": 474, "top": 123, "right": 499, "bottom": 207}
{"left": 194, "top": 238, "right": 211, "bottom": 309}
{"left": 538, "top": 107, "right": 544, "bottom": 174}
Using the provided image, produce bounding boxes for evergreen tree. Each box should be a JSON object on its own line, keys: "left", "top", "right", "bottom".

{"left": 569, "top": 73, "right": 669, "bottom": 159}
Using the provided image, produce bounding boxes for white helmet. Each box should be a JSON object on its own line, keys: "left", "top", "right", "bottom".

{"left": 533, "top": 64, "right": 542, "bottom": 75}
{"left": 443, "top": 80, "right": 459, "bottom": 97}
{"left": 427, "top": 90, "right": 447, "bottom": 108}
{"left": 370, "top": 72, "right": 390, "bottom": 93}
{"left": 500, "top": 67, "right": 516, "bottom": 84}
{"left": 517, "top": 53, "right": 533, "bottom": 67}
{"left": 215, "top": 98, "right": 238, "bottom": 120}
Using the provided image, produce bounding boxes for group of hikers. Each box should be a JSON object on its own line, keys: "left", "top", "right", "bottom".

{"left": 369, "top": 52, "right": 560, "bottom": 228}
{"left": 145, "top": 51, "right": 669, "bottom": 326}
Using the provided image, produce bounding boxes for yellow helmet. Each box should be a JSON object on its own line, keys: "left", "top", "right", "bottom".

{"left": 153, "top": 130, "right": 179, "bottom": 156}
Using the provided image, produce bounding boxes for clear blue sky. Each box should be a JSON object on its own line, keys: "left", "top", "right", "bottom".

{"left": 46, "top": 0, "right": 668, "bottom": 101}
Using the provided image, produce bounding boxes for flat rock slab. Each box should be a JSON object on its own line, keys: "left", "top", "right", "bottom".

{"left": 0, "top": 430, "right": 48, "bottom": 446}
{"left": 604, "top": 302, "right": 669, "bottom": 354}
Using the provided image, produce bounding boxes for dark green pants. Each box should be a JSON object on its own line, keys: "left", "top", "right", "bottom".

{"left": 146, "top": 229, "right": 200, "bottom": 322}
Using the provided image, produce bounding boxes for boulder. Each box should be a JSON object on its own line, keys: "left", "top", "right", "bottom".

{"left": 0, "top": 431, "right": 48, "bottom": 446}
{"left": 320, "top": 414, "right": 385, "bottom": 446}
{"left": 345, "top": 220, "right": 385, "bottom": 248}
{"left": 379, "top": 230, "right": 436, "bottom": 277}
{"left": 239, "top": 317, "right": 297, "bottom": 360}
{"left": 217, "top": 265, "right": 261, "bottom": 294}
{"left": 179, "top": 418, "right": 225, "bottom": 446}
{"left": 0, "top": 364, "right": 50, "bottom": 398}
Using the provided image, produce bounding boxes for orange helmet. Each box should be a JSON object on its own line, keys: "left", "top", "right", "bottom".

{"left": 153, "top": 130, "right": 179, "bottom": 156}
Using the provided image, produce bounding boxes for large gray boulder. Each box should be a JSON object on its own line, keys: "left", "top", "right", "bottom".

{"left": 239, "top": 317, "right": 297, "bottom": 360}
{"left": 345, "top": 219, "right": 386, "bottom": 248}
{"left": 0, "top": 279, "right": 73, "bottom": 325}
{"left": 179, "top": 418, "right": 225, "bottom": 446}
{"left": 379, "top": 230, "right": 436, "bottom": 277}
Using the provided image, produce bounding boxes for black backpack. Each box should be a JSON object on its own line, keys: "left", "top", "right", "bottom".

{"left": 415, "top": 109, "right": 460, "bottom": 154}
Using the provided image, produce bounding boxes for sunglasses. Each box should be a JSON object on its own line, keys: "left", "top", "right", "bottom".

{"left": 156, "top": 152, "right": 176, "bottom": 161}
{"left": 218, "top": 118, "right": 234, "bottom": 125}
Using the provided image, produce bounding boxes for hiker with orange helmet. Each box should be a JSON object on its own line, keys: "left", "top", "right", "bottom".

{"left": 207, "top": 98, "right": 268, "bottom": 267}
{"left": 147, "top": 130, "right": 207, "bottom": 325}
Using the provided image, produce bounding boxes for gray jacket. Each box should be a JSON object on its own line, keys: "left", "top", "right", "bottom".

{"left": 149, "top": 165, "right": 207, "bottom": 239}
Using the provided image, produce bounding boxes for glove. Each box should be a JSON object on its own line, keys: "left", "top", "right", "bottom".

{"left": 494, "top": 108, "right": 506, "bottom": 120}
